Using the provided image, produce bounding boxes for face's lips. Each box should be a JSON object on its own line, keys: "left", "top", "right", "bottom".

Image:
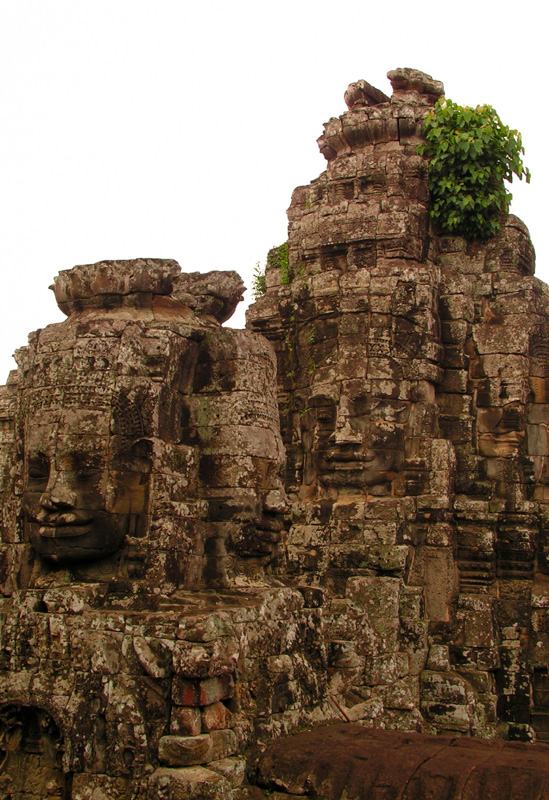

{"left": 38, "top": 524, "right": 93, "bottom": 539}
{"left": 255, "top": 513, "right": 284, "bottom": 532}
{"left": 319, "top": 446, "right": 389, "bottom": 465}
{"left": 28, "top": 511, "right": 94, "bottom": 538}
{"left": 321, "top": 452, "right": 377, "bottom": 468}
{"left": 30, "top": 511, "right": 93, "bottom": 524}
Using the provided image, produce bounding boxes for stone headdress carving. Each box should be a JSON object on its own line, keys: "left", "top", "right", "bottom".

{"left": 1, "top": 258, "right": 285, "bottom": 593}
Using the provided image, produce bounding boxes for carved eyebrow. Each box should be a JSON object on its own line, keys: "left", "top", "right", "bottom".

{"left": 310, "top": 394, "right": 337, "bottom": 407}
{"left": 70, "top": 451, "right": 105, "bottom": 470}
{"left": 26, "top": 451, "right": 50, "bottom": 465}
{"left": 351, "top": 394, "right": 371, "bottom": 412}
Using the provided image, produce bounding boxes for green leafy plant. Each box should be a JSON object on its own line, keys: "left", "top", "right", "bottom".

{"left": 293, "top": 262, "right": 305, "bottom": 280}
{"left": 251, "top": 242, "right": 291, "bottom": 299}
{"left": 417, "top": 99, "right": 530, "bottom": 240}
{"left": 284, "top": 327, "right": 295, "bottom": 381}
{"left": 267, "top": 242, "right": 290, "bottom": 285}
{"left": 251, "top": 260, "right": 267, "bottom": 299}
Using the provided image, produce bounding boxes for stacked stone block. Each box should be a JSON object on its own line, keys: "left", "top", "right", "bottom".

{"left": 0, "top": 261, "right": 329, "bottom": 798}
{"left": 2, "top": 66, "right": 549, "bottom": 799}
{"left": 248, "top": 68, "right": 549, "bottom": 741}
{"left": 248, "top": 68, "right": 459, "bottom": 733}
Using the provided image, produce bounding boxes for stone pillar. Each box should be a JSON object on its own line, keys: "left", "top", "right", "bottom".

{"left": 248, "top": 68, "right": 549, "bottom": 739}
{"left": 248, "top": 69, "right": 458, "bottom": 731}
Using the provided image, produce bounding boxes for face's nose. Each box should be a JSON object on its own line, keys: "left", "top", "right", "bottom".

{"left": 263, "top": 485, "right": 287, "bottom": 514}
{"left": 332, "top": 396, "right": 362, "bottom": 445}
{"left": 40, "top": 470, "right": 77, "bottom": 510}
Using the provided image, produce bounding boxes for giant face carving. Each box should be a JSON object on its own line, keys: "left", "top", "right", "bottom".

{"left": 14, "top": 259, "right": 265, "bottom": 583}
{"left": 22, "top": 409, "right": 150, "bottom": 565}
{"left": 188, "top": 329, "right": 287, "bottom": 585}
{"left": 300, "top": 380, "right": 407, "bottom": 496}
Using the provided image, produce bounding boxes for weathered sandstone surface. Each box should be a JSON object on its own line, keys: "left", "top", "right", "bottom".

{"left": 1, "top": 68, "right": 548, "bottom": 798}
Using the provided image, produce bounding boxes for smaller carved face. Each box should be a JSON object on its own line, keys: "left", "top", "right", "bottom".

{"left": 227, "top": 479, "right": 287, "bottom": 561}
{"left": 22, "top": 422, "right": 150, "bottom": 564}
{"left": 302, "top": 384, "right": 406, "bottom": 494}
{"left": 203, "top": 454, "right": 286, "bottom": 569}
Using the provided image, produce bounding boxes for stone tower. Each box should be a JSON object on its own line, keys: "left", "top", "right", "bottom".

{"left": 0, "top": 260, "right": 326, "bottom": 798}
{"left": 248, "top": 68, "right": 549, "bottom": 741}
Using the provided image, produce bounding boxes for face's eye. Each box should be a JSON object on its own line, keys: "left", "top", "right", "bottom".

{"left": 27, "top": 458, "right": 50, "bottom": 487}
{"left": 316, "top": 408, "right": 336, "bottom": 424}
{"left": 352, "top": 394, "right": 371, "bottom": 417}
{"left": 71, "top": 451, "right": 104, "bottom": 483}
{"left": 311, "top": 394, "right": 337, "bottom": 422}
{"left": 75, "top": 468, "right": 102, "bottom": 483}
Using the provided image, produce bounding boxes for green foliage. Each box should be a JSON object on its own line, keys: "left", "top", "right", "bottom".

{"left": 251, "top": 242, "right": 291, "bottom": 299}
{"left": 284, "top": 326, "right": 295, "bottom": 380}
{"left": 267, "top": 242, "right": 290, "bottom": 285}
{"left": 251, "top": 261, "right": 267, "bottom": 299}
{"left": 417, "top": 99, "right": 530, "bottom": 240}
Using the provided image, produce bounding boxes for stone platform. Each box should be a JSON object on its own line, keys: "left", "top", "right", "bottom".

{"left": 254, "top": 723, "right": 549, "bottom": 799}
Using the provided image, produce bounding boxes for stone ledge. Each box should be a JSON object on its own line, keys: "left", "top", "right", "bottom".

{"left": 147, "top": 766, "right": 231, "bottom": 800}
{"left": 159, "top": 729, "right": 238, "bottom": 767}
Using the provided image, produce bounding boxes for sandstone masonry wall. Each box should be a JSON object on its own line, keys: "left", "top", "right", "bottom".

{"left": 1, "top": 67, "right": 549, "bottom": 800}
{"left": 248, "top": 68, "right": 549, "bottom": 743}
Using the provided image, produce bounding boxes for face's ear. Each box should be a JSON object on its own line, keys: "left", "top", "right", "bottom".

{"left": 175, "top": 340, "right": 199, "bottom": 394}
{"left": 108, "top": 438, "right": 153, "bottom": 518}
{"left": 110, "top": 436, "right": 153, "bottom": 477}
{"left": 129, "top": 438, "right": 153, "bottom": 475}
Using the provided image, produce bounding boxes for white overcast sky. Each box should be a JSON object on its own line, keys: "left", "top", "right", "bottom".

{"left": 0, "top": 1, "right": 545, "bottom": 382}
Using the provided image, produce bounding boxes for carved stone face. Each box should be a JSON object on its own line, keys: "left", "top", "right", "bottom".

{"left": 223, "top": 479, "right": 286, "bottom": 561}
{"left": 302, "top": 383, "right": 406, "bottom": 495}
{"left": 188, "top": 329, "right": 287, "bottom": 583}
{"left": 196, "top": 415, "right": 287, "bottom": 579}
{"left": 22, "top": 418, "right": 150, "bottom": 564}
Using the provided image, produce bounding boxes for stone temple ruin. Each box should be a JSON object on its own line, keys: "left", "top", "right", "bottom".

{"left": 1, "top": 68, "right": 549, "bottom": 798}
